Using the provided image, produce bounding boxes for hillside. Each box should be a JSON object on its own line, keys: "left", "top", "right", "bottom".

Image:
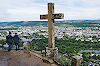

{"left": 0, "top": 20, "right": 100, "bottom": 27}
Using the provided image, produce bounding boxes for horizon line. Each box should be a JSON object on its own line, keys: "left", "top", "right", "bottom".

{"left": 0, "top": 19, "right": 100, "bottom": 22}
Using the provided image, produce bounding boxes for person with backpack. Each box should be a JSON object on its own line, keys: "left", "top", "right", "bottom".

{"left": 13, "top": 33, "right": 20, "bottom": 51}
{"left": 6, "top": 32, "right": 13, "bottom": 51}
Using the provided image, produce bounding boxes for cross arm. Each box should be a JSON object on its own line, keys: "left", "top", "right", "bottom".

{"left": 40, "top": 14, "right": 48, "bottom": 20}
{"left": 53, "top": 13, "right": 64, "bottom": 19}
{"left": 40, "top": 13, "right": 64, "bottom": 19}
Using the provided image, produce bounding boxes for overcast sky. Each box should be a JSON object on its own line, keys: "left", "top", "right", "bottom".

{"left": 0, "top": 0, "right": 100, "bottom": 22}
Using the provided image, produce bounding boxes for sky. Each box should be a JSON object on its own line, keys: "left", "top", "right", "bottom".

{"left": 0, "top": 0, "right": 100, "bottom": 22}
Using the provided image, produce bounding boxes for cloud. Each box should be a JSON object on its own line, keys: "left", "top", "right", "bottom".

{"left": 0, "top": 0, "right": 46, "bottom": 21}
{"left": 0, "top": 0, "right": 100, "bottom": 22}
{"left": 54, "top": 0, "right": 100, "bottom": 20}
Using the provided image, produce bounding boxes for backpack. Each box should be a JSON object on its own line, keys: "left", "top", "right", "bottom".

{"left": 13, "top": 35, "right": 20, "bottom": 43}
{"left": 6, "top": 35, "right": 13, "bottom": 44}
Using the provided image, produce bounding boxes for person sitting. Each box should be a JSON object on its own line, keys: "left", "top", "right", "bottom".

{"left": 6, "top": 32, "right": 13, "bottom": 51}
{"left": 13, "top": 33, "right": 20, "bottom": 51}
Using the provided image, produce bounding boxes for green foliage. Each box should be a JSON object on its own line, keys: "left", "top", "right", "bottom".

{"left": 0, "top": 39, "right": 6, "bottom": 46}
{"left": 31, "top": 38, "right": 48, "bottom": 52}
{"left": 3, "top": 47, "right": 8, "bottom": 50}
{"left": 58, "top": 56, "right": 71, "bottom": 66}
{"left": 32, "top": 33, "right": 45, "bottom": 39}
{"left": 19, "top": 40, "right": 23, "bottom": 47}
{"left": 92, "top": 55, "right": 100, "bottom": 60}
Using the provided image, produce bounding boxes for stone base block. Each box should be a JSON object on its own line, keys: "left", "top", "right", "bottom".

{"left": 71, "top": 55, "right": 83, "bottom": 66}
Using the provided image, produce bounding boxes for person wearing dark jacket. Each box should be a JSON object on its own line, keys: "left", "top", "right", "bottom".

{"left": 6, "top": 32, "right": 13, "bottom": 51}
{"left": 13, "top": 33, "right": 20, "bottom": 51}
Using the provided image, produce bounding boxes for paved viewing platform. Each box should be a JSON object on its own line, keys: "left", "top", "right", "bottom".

{"left": 0, "top": 50, "right": 57, "bottom": 66}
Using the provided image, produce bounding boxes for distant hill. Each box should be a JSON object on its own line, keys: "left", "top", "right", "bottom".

{"left": 0, "top": 21, "right": 48, "bottom": 27}
{"left": 0, "top": 20, "right": 100, "bottom": 27}
{"left": 64, "top": 20, "right": 100, "bottom": 23}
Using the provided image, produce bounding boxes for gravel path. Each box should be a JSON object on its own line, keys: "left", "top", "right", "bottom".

{"left": 0, "top": 50, "right": 52, "bottom": 66}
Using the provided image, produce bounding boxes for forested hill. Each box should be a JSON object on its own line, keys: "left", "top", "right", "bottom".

{"left": 0, "top": 21, "right": 48, "bottom": 27}
{"left": 0, "top": 20, "right": 100, "bottom": 27}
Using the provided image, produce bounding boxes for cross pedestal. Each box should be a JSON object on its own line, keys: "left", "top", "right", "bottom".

{"left": 46, "top": 47, "right": 58, "bottom": 59}
{"left": 40, "top": 3, "right": 64, "bottom": 59}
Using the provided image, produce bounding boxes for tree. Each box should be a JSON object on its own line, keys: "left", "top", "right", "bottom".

{"left": 58, "top": 56, "right": 71, "bottom": 66}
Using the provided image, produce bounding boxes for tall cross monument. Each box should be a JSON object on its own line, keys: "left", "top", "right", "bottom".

{"left": 40, "top": 3, "right": 64, "bottom": 58}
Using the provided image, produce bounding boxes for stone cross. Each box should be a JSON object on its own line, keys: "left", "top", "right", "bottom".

{"left": 40, "top": 3, "right": 64, "bottom": 48}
